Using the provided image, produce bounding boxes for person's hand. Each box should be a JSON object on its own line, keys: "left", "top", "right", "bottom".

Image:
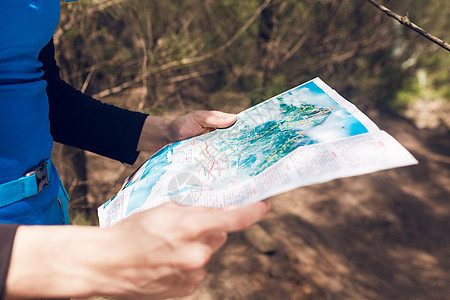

{"left": 137, "top": 110, "right": 237, "bottom": 152}
{"left": 5, "top": 201, "right": 269, "bottom": 300}
{"left": 103, "top": 201, "right": 270, "bottom": 299}
{"left": 167, "top": 110, "right": 237, "bottom": 142}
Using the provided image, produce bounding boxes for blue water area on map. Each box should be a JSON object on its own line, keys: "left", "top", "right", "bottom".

{"left": 125, "top": 142, "right": 179, "bottom": 215}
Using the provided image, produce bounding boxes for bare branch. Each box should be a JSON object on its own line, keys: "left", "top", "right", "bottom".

{"left": 280, "top": 35, "right": 308, "bottom": 64}
{"left": 87, "top": 0, "right": 128, "bottom": 14}
{"left": 92, "top": 68, "right": 219, "bottom": 99}
{"left": 365, "top": 0, "right": 450, "bottom": 52}
{"left": 80, "top": 66, "right": 96, "bottom": 93}
{"left": 166, "top": 68, "right": 219, "bottom": 84}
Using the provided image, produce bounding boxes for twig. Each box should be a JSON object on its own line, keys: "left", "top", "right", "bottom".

{"left": 87, "top": 0, "right": 128, "bottom": 14}
{"left": 365, "top": 0, "right": 450, "bottom": 52}
{"left": 281, "top": 35, "right": 308, "bottom": 64}
{"left": 80, "top": 65, "right": 96, "bottom": 93}
{"left": 166, "top": 68, "right": 219, "bottom": 84}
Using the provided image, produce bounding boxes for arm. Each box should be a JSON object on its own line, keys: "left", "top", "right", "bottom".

{"left": 5, "top": 201, "right": 270, "bottom": 299}
{"left": 40, "top": 39, "right": 148, "bottom": 164}
{"left": 41, "top": 39, "right": 237, "bottom": 159}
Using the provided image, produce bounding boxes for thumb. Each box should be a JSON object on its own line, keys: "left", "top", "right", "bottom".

{"left": 197, "top": 111, "right": 237, "bottom": 129}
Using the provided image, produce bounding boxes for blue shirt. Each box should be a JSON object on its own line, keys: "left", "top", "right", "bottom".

{"left": 0, "top": 0, "right": 63, "bottom": 224}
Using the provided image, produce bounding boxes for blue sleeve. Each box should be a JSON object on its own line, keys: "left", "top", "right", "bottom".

{"left": 38, "top": 39, "right": 148, "bottom": 164}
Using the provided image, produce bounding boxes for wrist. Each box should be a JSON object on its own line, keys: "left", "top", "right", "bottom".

{"left": 137, "top": 115, "right": 172, "bottom": 152}
{"left": 6, "top": 225, "right": 116, "bottom": 299}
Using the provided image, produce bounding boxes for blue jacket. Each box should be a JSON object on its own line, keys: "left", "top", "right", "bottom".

{"left": 0, "top": 0, "right": 62, "bottom": 224}
{"left": 0, "top": 0, "right": 147, "bottom": 224}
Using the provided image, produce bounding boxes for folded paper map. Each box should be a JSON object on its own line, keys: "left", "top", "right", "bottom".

{"left": 98, "top": 77, "right": 418, "bottom": 227}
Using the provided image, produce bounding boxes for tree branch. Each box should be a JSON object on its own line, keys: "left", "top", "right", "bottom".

{"left": 365, "top": 0, "right": 450, "bottom": 52}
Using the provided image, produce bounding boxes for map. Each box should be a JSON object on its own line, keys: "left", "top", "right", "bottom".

{"left": 98, "top": 78, "right": 417, "bottom": 227}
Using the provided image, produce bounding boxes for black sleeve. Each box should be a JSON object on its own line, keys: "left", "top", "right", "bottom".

{"left": 0, "top": 224, "right": 19, "bottom": 299}
{"left": 38, "top": 39, "right": 148, "bottom": 165}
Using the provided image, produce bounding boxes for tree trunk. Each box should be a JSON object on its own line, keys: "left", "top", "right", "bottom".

{"left": 257, "top": 1, "right": 274, "bottom": 87}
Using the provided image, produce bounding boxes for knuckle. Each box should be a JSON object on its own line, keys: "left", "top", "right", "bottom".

{"left": 191, "top": 110, "right": 202, "bottom": 118}
{"left": 219, "top": 231, "right": 228, "bottom": 244}
{"left": 194, "top": 268, "right": 207, "bottom": 282}
{"left": 184, "top": 222, "right": 201, "bottom": 238}
{"left": 187, "top": 245, "right": 211, "bottom": 269}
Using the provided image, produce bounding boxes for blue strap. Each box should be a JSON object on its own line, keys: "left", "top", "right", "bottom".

{"left": 0, "top": 158, "right": 52, "bottom": 207}
{"left": 57, "top": 179, "right": 71, "bottom": 225}
{"left": 0, "top": 158, "right": 71, "bottom": 225}
{"left": 0, "top": 175, "right": 39, "bottom": 207}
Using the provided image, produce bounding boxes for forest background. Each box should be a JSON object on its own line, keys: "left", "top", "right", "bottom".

{"left": 52, "top": 0, "right": 449, "bottom": 299}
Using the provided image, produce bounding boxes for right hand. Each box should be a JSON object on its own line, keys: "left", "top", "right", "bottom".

{"left": 105, "top": 201, "right": 270, "bottom": 299}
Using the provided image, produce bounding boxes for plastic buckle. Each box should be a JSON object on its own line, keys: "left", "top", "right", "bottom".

{"left": 25, "top": 160, "right": 50, "bottom": 193}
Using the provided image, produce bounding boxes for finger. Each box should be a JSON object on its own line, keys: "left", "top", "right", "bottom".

{"left": 171, "top": 243, "right": 213, "bottom": 270}
{"left": 184, "top": 268, "right": 207, "bottom": 284}
{"left": 199, "top": 231, "right": 227, "bottom": 252}
{"left": 187, "top": 200, "right": 271, "bottom": 235}
{"left": 167, "top": 268, "right": 206, "bottom": 298}
{"left": 218, "top": 201, "right": 271, "bottom": 232}
{"left": 196, "top": 110, "right": 237, "bottom": 129}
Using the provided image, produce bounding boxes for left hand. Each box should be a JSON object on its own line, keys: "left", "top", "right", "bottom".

{"left": 137, "top": 110, "right": 237, "bottom": 152}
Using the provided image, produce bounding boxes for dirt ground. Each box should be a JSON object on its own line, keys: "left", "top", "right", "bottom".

{"left": 82, "top": 90, "right": 450, "bottom": 300}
